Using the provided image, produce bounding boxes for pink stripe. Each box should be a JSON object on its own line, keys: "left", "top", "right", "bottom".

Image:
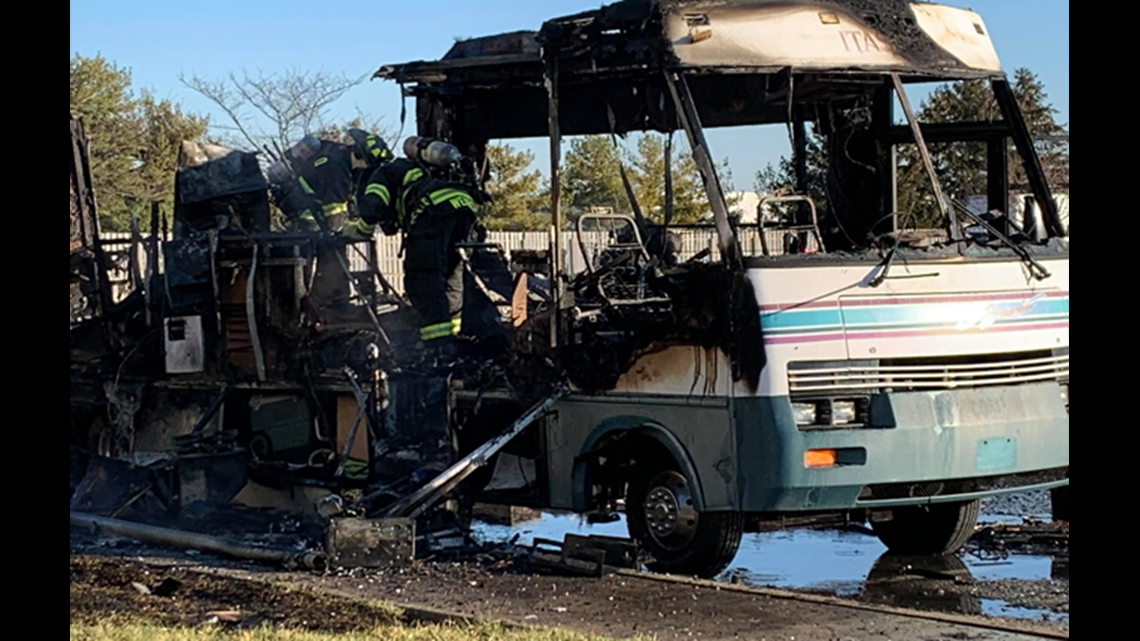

{"left": 765, "top": 320, "right": 1070, "bottom": 346}
{"left": 759, "top": 290, "right": 1069, "bottom": 313}
{"left": 765, "top": 332, "right": 847, "bottom": 345}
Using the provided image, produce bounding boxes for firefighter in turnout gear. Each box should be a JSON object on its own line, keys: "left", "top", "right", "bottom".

{"left": 357, "top": 138, "right": 485, "bottom": 356}
{"left": 268, "top": 130, "right": 392, "bottom": 318}
{"left": 269, "top": 129, "right": 392, "bottom": 241}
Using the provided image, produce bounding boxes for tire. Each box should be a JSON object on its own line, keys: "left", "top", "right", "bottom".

{"left": 872, "top": 500, "right": 980, "bottom": 556}
{"left": 627, "top": 465, "right": 744, "bottom": 579}
{"left": 1051, "top": 486, "right": 1070, "bottom": 523}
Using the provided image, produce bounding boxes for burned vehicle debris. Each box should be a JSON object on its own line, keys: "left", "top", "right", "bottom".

{"left": 72, "top": 0, "right": 1068, "bottom": 581}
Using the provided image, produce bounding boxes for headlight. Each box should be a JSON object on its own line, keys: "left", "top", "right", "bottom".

{"left": 792, "top": 398, "right": 870, "bottom": 429}
{"left": 833, "top": 401, "right": 858, "bottom": 426}
{"left": 792, "top": 402, "right": 819, "bottom": 426}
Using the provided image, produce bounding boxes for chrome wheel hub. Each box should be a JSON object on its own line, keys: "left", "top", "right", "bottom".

{"left": 642, "top": 471, "right": 699, "bottom": 551}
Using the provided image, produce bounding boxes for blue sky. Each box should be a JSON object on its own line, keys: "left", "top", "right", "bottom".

{"left": 71, "top": 0, "right": 1069, "bottom": 189}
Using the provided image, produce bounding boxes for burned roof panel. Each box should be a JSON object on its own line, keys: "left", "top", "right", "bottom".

{"left": 379, "top": 0, "right": 1002, "bottom": 86}
{"left": 376, "top": 0, "right": 1005, "bottom": 142}
{"left": 443, "top": 31, "right": 540, "bottom": 60}
{"left": 655, "top": 0, "right": 1002, "bottom": 74}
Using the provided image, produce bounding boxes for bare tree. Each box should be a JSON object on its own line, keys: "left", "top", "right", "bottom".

{"left": 181, "top": 68, "right": 368, "bottom": 152}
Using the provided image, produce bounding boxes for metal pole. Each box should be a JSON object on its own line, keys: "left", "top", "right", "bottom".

{"left": 382, "top": 391, "right": 564, "bottom": 520}
{"left": 665, "top": 71, "right": 742, "bottom": 270}
{"left": 993, "top": 79, "right": 1066, "bottom": 238}
{"left": 70, "top": 512, "right": 325, "bottom": 569}
{"left": 246, "top": 243, "right": 268, "bottom": 382}
{"left": 545, "top": 54, "right": 564, "bottom": 348}
{"left": 891, "top": 74, "right": 959, "bottom": 243}
{"left": 335, "top": 367, "right": 372, "bottom": 479}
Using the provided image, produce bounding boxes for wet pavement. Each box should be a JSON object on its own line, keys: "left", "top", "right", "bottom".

{"left": 473, "top": 510, "right": 1069, "bottom": 626}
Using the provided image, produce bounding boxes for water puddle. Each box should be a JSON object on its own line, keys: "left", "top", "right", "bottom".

{"left": 473, "top": 511, "right": 1068, "bottom": 625}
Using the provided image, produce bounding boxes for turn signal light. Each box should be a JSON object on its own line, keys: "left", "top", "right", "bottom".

{"left": 804, "top": 449, "right": 839, "bottom": 469}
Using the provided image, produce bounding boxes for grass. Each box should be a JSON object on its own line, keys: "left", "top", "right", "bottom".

{"left": 69, "top": 621, "right": 627, "bottom": 641}
{"left": 70, "top": 556, "right": 637, "bottom": 641}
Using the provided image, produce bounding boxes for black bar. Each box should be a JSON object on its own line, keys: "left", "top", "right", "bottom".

{"left": 191, "top": 386, "right": 229, "bottom": 434}
{"left": 793, "top": 116, "right": 809, "bottom": 195}
{"left": 873, "top": 83, "right": 897, "bottom": 233}
{"left": 888, "top": 121, "right": 1012, "bottom": 145}
{"left": 793, "top": 114, "right": 809, "bottom": 227}
{"left": 992, "top": 80, "right": 1065, "bottom": 238}
{"left": 987, "top": 138, "right": 1010, "bottom": 233}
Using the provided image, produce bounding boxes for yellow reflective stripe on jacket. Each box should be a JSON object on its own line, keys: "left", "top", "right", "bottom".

{"left": 340, "top": 218, "right": 376, "bottom": 241}
{"left": 299, "top": 177, "right": 315, "bottom": 195}
{"left": 403, "top": 168, "right": 425, "bottom": 186}
{"left": 451, "top": 317, "right": 462, "bottom": 334}
{"left": 323, "top": 202, "right": 348, "bottom": 217}
{"left": 364, "top": 183, "right": 391, "bottom": 205}
{"left": 428, "top": 188, "right": 477, "bottom": 211}
{"left": 314, "top": 157, "right": 329, "bottom": 168}
{"left": 420, "top": 322, "right": 455, "bottom": 341}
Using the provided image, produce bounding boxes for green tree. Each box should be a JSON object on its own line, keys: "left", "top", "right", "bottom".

{"left": 70, "top": 55, "right": 209, "bottom": 231}
{"left": 481, "top": 144, "right": 548, "bottom": 231}
{"left": 562, "top": 136, "right": 627, "bottom": 217}
{"left": 562, "top": 134, "right": 735, "bottom": 226}
{"left": 899, "top": 68, "right": 1068, "bottom": 226}
{"left": 628, "top": 134, "right": 712, "bottom": 225}
{"left": 756, "top": 68, "right": 1067, "bottom": 231}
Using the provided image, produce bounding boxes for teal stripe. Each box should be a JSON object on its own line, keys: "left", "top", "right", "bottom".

{"left": 762, "top": 313, "right": 1070, "bottom": 336}
{"left": 843, "top": 299, "right": 1068, "bottom": 326}
{"left": 761, "top": 299, "right": 1069, "bottom": 332}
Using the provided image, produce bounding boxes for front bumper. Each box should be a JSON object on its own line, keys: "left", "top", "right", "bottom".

{"left": 734, "top": 383, "right": 1070, "bottom": 513}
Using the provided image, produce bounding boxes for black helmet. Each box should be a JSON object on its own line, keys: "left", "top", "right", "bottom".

{"left": 347, "top": 129, "right": 392, "bottom": 166}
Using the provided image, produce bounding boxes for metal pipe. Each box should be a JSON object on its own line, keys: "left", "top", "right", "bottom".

{"left": 190, "top": 386, "right": 229, "bottom": 435}
{"left": 891, "top": 74, "right": 959, "bottom": 243}
{"left": 246, "top": 244, "right": 268, "bottom": 382}
{"left": 665, "top": 71, "right": 741, "bottom": 270}
{"left": 545, "top": 55, "right": 564, "bottom": 348}
{"left": 383, "top": 391, "right": 564, "bottom": 519}
{"left": 70, "top": 512, "right": 326, "bottom": 570}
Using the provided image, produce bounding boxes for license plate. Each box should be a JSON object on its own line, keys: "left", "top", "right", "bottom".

{"left": 977, "top": 438, "right": 1017, "bottom": 471}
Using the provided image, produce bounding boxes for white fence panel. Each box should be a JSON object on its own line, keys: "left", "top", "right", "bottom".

{"left": 98, "top": 227, "right": 812, "bottom": 301}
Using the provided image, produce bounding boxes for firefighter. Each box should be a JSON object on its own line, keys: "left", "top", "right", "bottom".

{"left": 270, "top": 130, "right": 392, "bottom": 240}
{"left": 270, "top": 130, "right": 391, "bottom": 317}
{"left": 356, "top": 145, "right": 481, "bottom": 356}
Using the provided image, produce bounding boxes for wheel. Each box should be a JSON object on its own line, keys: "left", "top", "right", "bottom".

{"left": 627, "top": 467, "right": 744, "bottom": 579}
{"left": 872, "top": 500, "right": 980, "bottom": 555}
{"left": 1051, "top": 486, "right": 1069, "bottom": 523}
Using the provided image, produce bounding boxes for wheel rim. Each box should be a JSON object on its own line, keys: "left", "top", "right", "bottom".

{"left": 642, "top": 471, "right": 699, "bottom": 551}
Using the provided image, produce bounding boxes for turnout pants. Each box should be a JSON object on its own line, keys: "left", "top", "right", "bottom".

{"left": 404, "top": 205, "right": 476, "bottom": 342}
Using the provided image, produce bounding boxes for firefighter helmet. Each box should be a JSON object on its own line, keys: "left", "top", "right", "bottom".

{"left": 347, "top": 129, "right": 392, "bottom": 166}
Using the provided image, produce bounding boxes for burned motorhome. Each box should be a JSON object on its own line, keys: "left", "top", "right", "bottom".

{"left": 380, "top": 0, "right": 1070, "bottom": 577}
{"left": 72, "top": 0, "right": 1069, "bottom": 580}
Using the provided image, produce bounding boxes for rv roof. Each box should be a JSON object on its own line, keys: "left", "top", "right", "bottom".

{"left": 376, "top": 0, "right": 1006, "bottom": 140}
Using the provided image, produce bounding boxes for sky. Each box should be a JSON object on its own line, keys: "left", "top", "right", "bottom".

{"left": 70, "top": 0, "right": 1069, "bottom": 190}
